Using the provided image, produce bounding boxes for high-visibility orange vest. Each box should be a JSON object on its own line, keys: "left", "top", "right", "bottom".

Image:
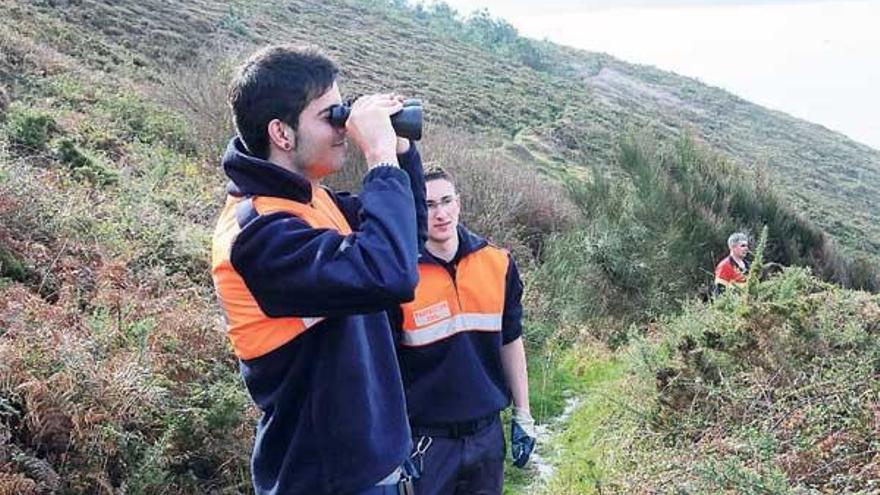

{"left": 399, "top": 246, "right": 509, "bottom": 347}
{"left": 211, "top": 187, "right": 352, "bottom": 360}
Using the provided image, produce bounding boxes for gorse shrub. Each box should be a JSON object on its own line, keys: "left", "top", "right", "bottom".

{"left": 533, "top": 134, "right": 880, "bottom": 345}
{"left": 622, "top": 264, "right": 880, "bottom": 493}
{"left": 56, "top": 138, "right": 118, "bottom": 186}
{"left": 0, "top": 88, "right": 243, "bottom": 491}
{"left": 97, "top": 92, "right": 197, "bottom": 156}
{"left": 3, "top": 104, "right": 56, "bottom": 152}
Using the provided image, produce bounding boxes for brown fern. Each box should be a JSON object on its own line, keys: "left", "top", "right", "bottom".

{"left": 0, "top": 472, "right": 38, "bottom": 495}
{"left": 17, "top": 381, "right": 72, "bottom": 455}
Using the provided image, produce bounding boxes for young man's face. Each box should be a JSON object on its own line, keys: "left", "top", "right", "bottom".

{"left": 426, "top": 178, "right": 460, "bottom": 244}
{"left": 291, "top": 81, "right": 346, "bottom": 179}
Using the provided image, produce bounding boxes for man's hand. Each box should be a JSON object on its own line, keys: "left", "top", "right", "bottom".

{"left": 511, "top": 407, "right": 536, "bottom": 468}
{"left": 345, "top": 93, "right": 403, "bottom": 168}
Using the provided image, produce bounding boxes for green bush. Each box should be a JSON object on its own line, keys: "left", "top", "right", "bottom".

{"left": 0, "top": 245, "right": 32, "bottom": 285}
{"left": 56, "top": 138, "right": 118, "bottom": 186}
{"left": 619, "top": 265, "right": 880, "bottom": 492}
{"left": 217, "top": 6, "right": 252, "bottom": 37}
{"left": 537, "top": 134, "right": 879, "bottom": 345}
{"left": 3, "top": 104, "right": 56, "bottom": 151}
{"left": 97, "top": 93, "right": 197, "bottom": 155}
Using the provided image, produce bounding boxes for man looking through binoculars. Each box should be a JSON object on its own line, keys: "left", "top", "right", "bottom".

{"left": 211, "top": 44, "right": 426, "bottom": 495}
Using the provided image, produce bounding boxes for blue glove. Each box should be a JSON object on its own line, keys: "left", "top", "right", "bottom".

{"left": 510, "top": 408, "right": 536, "bottom": 468}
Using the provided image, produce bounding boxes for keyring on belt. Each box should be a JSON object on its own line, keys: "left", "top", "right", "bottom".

{"left": 410, "top": 435, "right": 433, "bottom": 476}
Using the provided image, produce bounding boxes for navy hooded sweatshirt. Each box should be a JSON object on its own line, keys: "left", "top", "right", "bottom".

{"left": 211, "top": 137, "right": 426, "bottom": 494}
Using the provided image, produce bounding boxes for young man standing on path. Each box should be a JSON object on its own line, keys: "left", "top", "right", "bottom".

{"left": 714, "top": 232, "right": 751, "bottom": 294}
{"left": 211, "top": 45, "right": 426, "bottom": 495}
{"left": 392, "top": 167, "right": 536, "bottom": 495}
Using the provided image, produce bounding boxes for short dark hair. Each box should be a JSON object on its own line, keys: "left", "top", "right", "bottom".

{"left": 424, "top": 166, "right": 456, "bottom": 186}
{"left": 228, "top": 44, "right": 338, "bottom": 159}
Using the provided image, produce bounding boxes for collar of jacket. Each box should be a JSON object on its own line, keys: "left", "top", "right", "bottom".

{"left": 221, "top": 136, "right": 312, "bottom": 203}
{"left": 419, "top": 225, "right": 489, "bottom": 266}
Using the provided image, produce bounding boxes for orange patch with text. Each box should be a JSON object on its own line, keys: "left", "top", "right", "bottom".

{"left": 413, "top": 301, "right": 452, "bottom": 327}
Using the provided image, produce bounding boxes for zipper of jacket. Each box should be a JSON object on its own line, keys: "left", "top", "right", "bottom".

{"left": 448, "top": 263, "right": 464, "bottom": 313}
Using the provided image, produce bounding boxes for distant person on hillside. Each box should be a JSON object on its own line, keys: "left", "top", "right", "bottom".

{"left": 390, "top": 167, "right": 536, "bottom": 495}
{"left": 211, "top": 44, "right": 426, "bottom": 494}
{"left": 714, "top": 232, "right": 752, "bottom": 294}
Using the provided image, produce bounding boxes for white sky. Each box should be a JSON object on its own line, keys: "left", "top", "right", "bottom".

{"left": 431, "top": 0, "right": 880, "bottom": 150}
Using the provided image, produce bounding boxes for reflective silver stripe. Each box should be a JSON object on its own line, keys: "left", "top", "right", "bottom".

{"left": 302, "top": 317, "right": 325, "bottom": 328}
{"left": 401, "top": 313, "right": 502, "bottom": 346}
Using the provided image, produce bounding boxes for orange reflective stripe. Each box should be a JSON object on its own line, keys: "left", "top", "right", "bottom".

{"left": 216, "top": 259, "right": 325, "bottom": 359}
{"left": 212, "top": 190, "right": 352, "bottom": 360}
{"left": 252, "top": 186, "right": 352, "bottom": 235}
{"left": 212, "top": 196, "right": 241, "bottom": 269}
{"left": 400, "top": 246, "right": 509, "bottom": 347}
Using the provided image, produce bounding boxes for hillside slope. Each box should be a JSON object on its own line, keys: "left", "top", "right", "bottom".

{"left": 2, "top": 0, "right": 878, "bottom": 256}
{"left": 1, "top": 1, "right": 879, "bottom": 493}
{"left": 562, "top": 49, "right": 880, "bottom": 254}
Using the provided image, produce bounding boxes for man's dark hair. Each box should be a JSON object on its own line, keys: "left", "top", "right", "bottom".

{"left": 228, "top": 44, "right": 338, "bottom": 159}
{"left": 424, "top": 166, "right": 456, "bottom": 186}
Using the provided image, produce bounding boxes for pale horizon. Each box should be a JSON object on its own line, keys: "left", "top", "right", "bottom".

{"left": 432, "top": 0, "right": 880, "bottom": 151}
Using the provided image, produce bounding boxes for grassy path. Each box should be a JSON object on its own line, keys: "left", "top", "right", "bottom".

{"left": 505, "top": 345, "right": 631, "bottom": 494}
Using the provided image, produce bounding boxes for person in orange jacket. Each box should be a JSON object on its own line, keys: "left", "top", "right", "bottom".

{"left": 714, "top": 232, "right": 751, "bottom": 294}
{"left": 212, "top": 45, "right": 426, "bottom": 495}
{"left": 390, "top": 167, "right": 536, "bottom": 495}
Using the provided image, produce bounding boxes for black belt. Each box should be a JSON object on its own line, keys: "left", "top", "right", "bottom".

{"left": 411, "top": 413, "right": 498, "bottom": 439}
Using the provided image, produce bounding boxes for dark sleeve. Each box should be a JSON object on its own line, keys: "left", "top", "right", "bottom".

{"left": 501, "top": 255, "right": 524, "bottom": 345}
{"left": 328, "top": 144, "right": 426, "bottom": 249}
{"left": 398, "top": 143, "right": 428, "bottom": 250}
{"left": 331, "top": 191, "right": 362, "bottom": 230}
{"left": 387, "top": 306, "right": 404, "bottom": 344}
{"left": 230, "top": 166, "right": 419, "bottom": 317}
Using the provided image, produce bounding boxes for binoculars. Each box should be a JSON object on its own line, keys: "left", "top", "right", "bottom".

{"left": 329, "top": 98, "right": 422, "bottom": 141}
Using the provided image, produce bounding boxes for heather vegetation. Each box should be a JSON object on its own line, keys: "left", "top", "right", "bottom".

{"left": 1, "top": 0, "right": 879, "bottom": 494}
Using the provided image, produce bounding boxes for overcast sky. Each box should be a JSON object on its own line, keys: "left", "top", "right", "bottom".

{"left": 431, "top": 0, "right": 880, "bottom": 150}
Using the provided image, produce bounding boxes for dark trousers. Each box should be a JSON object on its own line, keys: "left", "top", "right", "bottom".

{"left": 411, "top": 415, "right": 505, "bottom": 495}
